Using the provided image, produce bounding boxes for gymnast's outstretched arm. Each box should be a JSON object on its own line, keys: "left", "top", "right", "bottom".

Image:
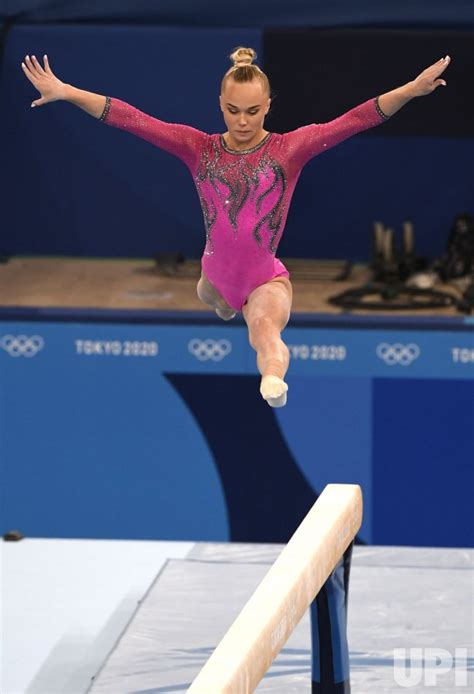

{"left": 284, "top": 54, "right": 452, "bottom": 168}
{"left": 21, "top": 54, "right": 206, "bottom": 170}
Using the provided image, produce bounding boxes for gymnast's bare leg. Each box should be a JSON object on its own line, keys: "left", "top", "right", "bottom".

{"left": 197, "top": 274, "right": 236, "bottom": 321}
{"left": 243, "top": 276, "right": 292, "bottom": 407}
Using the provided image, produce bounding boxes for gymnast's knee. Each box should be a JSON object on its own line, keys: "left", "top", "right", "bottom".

{"left": 248, "top": 315, "right": 280, "bottom": 346}
{"left": 196, "top": 277, "right": 213, "bottom": 306}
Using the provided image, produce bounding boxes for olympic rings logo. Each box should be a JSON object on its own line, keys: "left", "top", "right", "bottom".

{"left": 376, "top": 342, "right": 420, "bottom": 366}
{"left": 0, "top": 334, "right": 45, "bottom": 358}
{"left": 188, "top": 338, "right": 232, "bottom": 362}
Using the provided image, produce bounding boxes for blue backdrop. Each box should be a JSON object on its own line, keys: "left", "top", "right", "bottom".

{"left": 1, "top": 312, "right": 472, "bottom": 547}
{"left": 2, "top": 23, "right": 473, "bottom": 260}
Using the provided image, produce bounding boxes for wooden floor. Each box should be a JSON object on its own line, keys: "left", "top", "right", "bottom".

{"left": 0, "top": 257, "right": 465, "bottom": 317}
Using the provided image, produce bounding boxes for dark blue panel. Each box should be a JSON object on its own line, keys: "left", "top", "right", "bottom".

{"left": 372, "top": 378, "right": 474, "bottom": 547}
{"left": 2, "top": 1, "right": 473, "bottom": 27}
{"left": 165, "top": 373, "right": 318, "bottom": 543}
{"left": 0, "top": 305, "right": 471, "bottom": 331}
{"left": 265, "top": 28, "right": 473, "bottom": 138}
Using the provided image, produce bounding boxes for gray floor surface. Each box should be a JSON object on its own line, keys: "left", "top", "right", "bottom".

{"left": 88, "top": 544, "right": 474, "bottom": 693}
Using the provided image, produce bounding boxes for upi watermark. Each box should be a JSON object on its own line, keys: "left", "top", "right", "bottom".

{"left": 393, "top": 648, "right": 469, "bottom": 687}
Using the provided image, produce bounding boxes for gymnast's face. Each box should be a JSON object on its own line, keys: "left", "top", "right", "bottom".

{"left": 220, "top": 79, "right": 271, "bottom": 149}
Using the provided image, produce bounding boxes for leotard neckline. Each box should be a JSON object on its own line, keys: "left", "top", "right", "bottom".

{"left": 220, "top": 132, "right": 273, "bottom": 155}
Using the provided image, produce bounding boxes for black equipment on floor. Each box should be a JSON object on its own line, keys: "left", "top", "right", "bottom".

{"left": 329, "top": 216, "right": 474, "bottom": 313}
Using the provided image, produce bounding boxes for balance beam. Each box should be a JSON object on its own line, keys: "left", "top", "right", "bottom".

{"left": 187, "top": 483, "right": 363, "bottom": 693}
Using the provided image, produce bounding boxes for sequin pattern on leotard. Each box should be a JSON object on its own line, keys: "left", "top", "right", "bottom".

{"left": 100, "top": 95, "right": 390, "bottom": 309}
{"left": 195, "top": 137, "right": 286, "bottom": 256}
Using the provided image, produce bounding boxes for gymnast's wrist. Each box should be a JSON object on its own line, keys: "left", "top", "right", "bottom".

{"left": 62, "top": 84, "right": 108, "bottom": 119}
{"left": 62, "top": 83, "right": 75, "bottom": 102}
{"left": 400, "top": 81, "right": 418, "bottom": 99}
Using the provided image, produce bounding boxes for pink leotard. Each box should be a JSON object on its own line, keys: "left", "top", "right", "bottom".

{"left": 100, "top": 95, "right": 389, "bottom": 311}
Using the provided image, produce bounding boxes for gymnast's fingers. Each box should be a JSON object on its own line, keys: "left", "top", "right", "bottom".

{"left": 432, "top": 55, "right": 450, "bottom": 75}
{"left": 31, "top": 54, "right": 48, "bottom": 76}
{"left": 21, "top": 57, "right": 39, "bottom": 86}
{"left": 43, "top": 54, "right": 55, "bottom": 76}
{"left": 25, "top": 54, "right": 43, "bottom": 78}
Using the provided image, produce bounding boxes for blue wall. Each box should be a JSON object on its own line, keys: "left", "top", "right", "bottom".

{"left": 2, "top": 23, "right": 473, "bottom": 260}
{"left": 1, "top": 312, "right": 473, "bottom": 547}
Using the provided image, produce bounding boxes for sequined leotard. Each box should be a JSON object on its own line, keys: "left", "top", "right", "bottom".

{"left": 100, "top": 95, "right": 389, "bottom": 311}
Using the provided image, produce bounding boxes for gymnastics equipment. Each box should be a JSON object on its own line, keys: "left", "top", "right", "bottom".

{"left": 187, "top": 483, "right": 363, "bottom": 693}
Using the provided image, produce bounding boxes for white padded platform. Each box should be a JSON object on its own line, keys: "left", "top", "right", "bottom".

{"left": 88, "top": 544, "right": 473, "bottom": 693}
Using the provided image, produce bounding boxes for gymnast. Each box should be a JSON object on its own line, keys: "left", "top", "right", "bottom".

{"left": 21, "top": 48, "right": 451, "bottom": 406}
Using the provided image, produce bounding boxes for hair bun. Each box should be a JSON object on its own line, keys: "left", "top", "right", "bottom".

{"left": 230, "top": 46, "right": 257, "bottom": 67}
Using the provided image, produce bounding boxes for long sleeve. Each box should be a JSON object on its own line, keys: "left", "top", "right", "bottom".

{"left": 99, "top": 96, "right": 207, "bottom": 172}
{"left": 283, "top": 96, "right": 390, "bottom": 169}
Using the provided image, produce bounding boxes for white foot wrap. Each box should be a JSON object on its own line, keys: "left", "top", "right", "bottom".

{"left": 215, "top": 307, "right": 236, "bottom": 321}
{"left": 260, "top": 375, "right": 288, "bottom": 408}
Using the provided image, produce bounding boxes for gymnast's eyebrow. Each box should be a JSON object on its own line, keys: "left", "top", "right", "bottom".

{"left": 226, "top": 103, "right": 261, "bottom": 109}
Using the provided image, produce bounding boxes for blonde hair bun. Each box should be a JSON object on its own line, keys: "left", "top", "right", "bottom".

{"left": 221, "top": 46, "right": 269, "bottom": 94}
{"left": 230, "top": 46, "right": 257, "bottom": 67}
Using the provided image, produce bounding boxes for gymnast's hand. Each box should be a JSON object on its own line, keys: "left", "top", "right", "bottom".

{"left": 409, "top": 55, "right": 451, "bottom": 97}
{"left": 21, "top": 54, "right": 67, "bottom": 107}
